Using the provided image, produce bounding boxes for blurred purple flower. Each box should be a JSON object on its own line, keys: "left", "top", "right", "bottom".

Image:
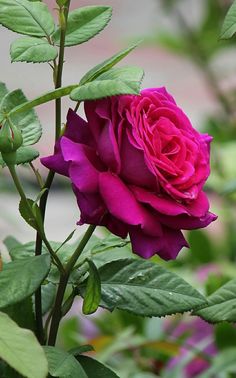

{"left": 166, "top": 317, "right": 217, "bottom": 377}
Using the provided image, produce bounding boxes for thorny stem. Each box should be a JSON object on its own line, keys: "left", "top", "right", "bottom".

{"left": 47, "top": 225, "right": 96, "bottom": 346}
{"left": 34, "top": 0, "right": 71, "bottom": 344}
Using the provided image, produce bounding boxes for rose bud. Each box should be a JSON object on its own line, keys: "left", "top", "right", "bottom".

{"left": 0, "top": 121, "right": 23, "bottom": 153}
{"left": 41, "top": 87, "right": 217, "bottom": 260}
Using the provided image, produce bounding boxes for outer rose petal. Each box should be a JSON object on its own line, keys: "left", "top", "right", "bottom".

{"left": 141, "top": 87, "right": 177, "bottom": 105}
{"left": 65, "top": 108, "right": 93, "bottom": 145}
{"left": 99, "top": 172, "right": 162, "bottom": 236}
{"left": 73, "top": 187, "right": 105, "bottom": 225}
{"left": 41, "top": 141, "right": 69, "bottom": 176}
{"left": 99, "top": 172, "right": 144, "bottom": 226}
{"left": 132, "top": 186, "right": 210, "bottom": 218}
{"left": 60, "top": 137, "right": 100, "bottom": 193}
{"left": 160, "top": 211, "right": 217, "bottom": 230}
{"left": 132, "top": 186, "right": 189, "bottom": 216}
{"left": 129, "top": 226, "right": 188, "bottom": 260}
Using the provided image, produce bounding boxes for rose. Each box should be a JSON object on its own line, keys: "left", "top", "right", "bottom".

{"left": 41, "top": 87, "right": 216, "bottom": 260}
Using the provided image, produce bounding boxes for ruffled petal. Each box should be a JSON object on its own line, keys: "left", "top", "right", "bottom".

{"left": 73, "top": 186, "right": 106, "bottom": 225}
{"left": 99, "top": 172, "right": 144, "bottom": 225}
{"left": 132, "top": 186, "right": 188, "bottom": 216}
{"left": 160, "top": 211, "right": 217, "bottom": 230}
{"left": 99, "top": 172, "right": 162, "bottom": 236}
{"left": 60, "top": 137, "right": 100, "bottom": 193}
{"left": 158, "top": 227, "right": 189, "bottom": 260}
{"left": 41, "top": 140, "right": 69, "bottom": 176}
{"left": 129, "top": 226, "right": 188, "bottom": 260}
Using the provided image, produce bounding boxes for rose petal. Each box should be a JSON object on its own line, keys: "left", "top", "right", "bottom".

{"left": 160, "top": 211, "right": 217, "bottom": 230}
{"left": 131, "top": 186, "right": 189, "bottom": 216}
{"left": 158, "top": 227, "right": 189, "bottom": 260}
{"left": 102, "top": 214, "right": 128, "bottom": 238}
{"left": 60, "top": 137, "right": 100, "bottom": 193}
{"left": 41, "top": 140, "right": 69, "bottom": 176}
{"left": 120, "top": 132, "right": 156, "bottom": 188}
{"left": 99, "top": 172, "right": 144, "bottom": 225}
{"left": 97, "top": 119, "right": 121, "bottom": 173}
{"left": 73, "top": 186, "right": 106, "bottom": 225}
{"left": 186, "top": 191, "right": 210, "bottom": 217}
{"left": 99, "top": 172, "right": 162, "bottom": 236}
{"left": 129, "top": 226, "right": 188, "bottom": 260}
{"left": 65, "top": 108, "right": 93, "bottom": 145}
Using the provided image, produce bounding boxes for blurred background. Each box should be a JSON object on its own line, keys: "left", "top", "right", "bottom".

{"left": 1, "top": 0, "right": 236, "bottom": 377}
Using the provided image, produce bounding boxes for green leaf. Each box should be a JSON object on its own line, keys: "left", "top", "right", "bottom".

{"left": 3, "top": 297, "right": 35, "bottom": 330}
{"left": 0, "top": 89, "right": 42, "bottom": 146}
{"left": 0, "top": 254, "right": 50, "bottom": 309}
{"left": 80, "top": 259, "right": 206, "bottom": 317}
{"left": 80, "top": 42, "right": 140, "bottom": 85}
{"left": 10, "top": 37, "right": 58, "bottom": 63}
{"left": 77, "top": 355, "right": 119, "bottom": 378}
{"left": 3, "top": 236, "right": 21, "bottom": 255}
{"left": 19, "top": 198, "right": 38, "bottom": 230}
{"left": 7, "top": 84, "right": 79, "bottom": 119}
{"left": 97, "top": 66, "right": 144, "bottom": 82}
{"left": 6, "top": 240, "right": 47, "bottom": 261}
{"left": 195, "top": 278, "right": 236, "bottom": 323}
{"left": 0, "top": 146, "right": 39, "bottom": 167}
{"left": 0, "top": 311, "right": 48, "bottom": 378}
{"left": 44, "top": 346, "right": 88, "bottom": 378}
{"left": 55, "top": 229, "right": 76, "bottom": 253}
{"left": 82, "top": 260, "right": 101, "bottom": 315}
{"left": 198, "top": 348, "right": 236, "bottom": 378}
{"left": 0, "top": 0, "right": 55, "bottom": 37}
{"left": 91, "top": 234, "right": 130, "bottom": 254}
{"left": 0, "top": 82, "right": 8, "bottom": 103}
{"left": 41, "top": 282, "right": 56, "bottom": 315}
{"left": 69, "top": 345, "right": 94, "bottom": 356}
{"left": 18, "top": 198, "right": 44, "bottom": 234}
{"left": 70, "top": 66, "right": 144, "bottom": 101}
{"left": 54, "top": 6, "right": 112, "bottom": 47}
{"left": 220, "top": 0, "right": 236, "bottom": 39}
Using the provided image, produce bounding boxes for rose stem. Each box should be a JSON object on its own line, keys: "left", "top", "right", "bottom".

{"left": 7, "top": 164, "right": 64, "bottom": 272}
{"left": 47, "top": 224, "right": 96, "bottom": 346}
{"left": 34, "top": 0, "right": 71, "bottom": 344}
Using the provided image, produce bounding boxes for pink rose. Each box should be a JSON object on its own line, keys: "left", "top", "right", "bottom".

{"left": 41, "top": 87, "right": 216, "bottom": 260}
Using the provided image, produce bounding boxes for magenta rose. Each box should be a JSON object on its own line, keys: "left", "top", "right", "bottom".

{"left": 41, "top": 87, "right": 216, "bottom": 260}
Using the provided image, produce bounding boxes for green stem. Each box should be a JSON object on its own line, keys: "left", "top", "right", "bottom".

{"left": 33, "top": 0, "right": 71, "bottom": 344}
{"left": 65, "top": 225, "right": 96, "bottom": 274}
{"left": 34, "top": 170, "right": 55, "bottom": 344}
{"left": 47, "top": 225, "right": 96, "bottom": 346}
{"left": 8, "top": 164, "right": 64, "bottom": 344}
{"left": 8, "top": 164, "right": 29, "bottom": 205}
{"left": 55, "top": 0, "right": 71, "bottom": 140}
{"left": 7, "top": 164, "right": 64, "bottom": 271}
